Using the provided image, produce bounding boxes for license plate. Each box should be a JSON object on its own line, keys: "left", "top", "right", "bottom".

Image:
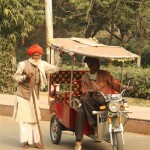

{"left": 99, "top": 114, "right": 107, "bottom": 123}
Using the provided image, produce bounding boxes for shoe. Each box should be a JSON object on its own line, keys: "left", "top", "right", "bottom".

{"left": 34, "top": 143, "right": 44, "bottom": 149}
{"left": 75, "top": 141, "right": 82, "bottom": 150}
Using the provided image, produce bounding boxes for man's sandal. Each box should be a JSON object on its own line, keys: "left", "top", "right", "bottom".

{"left": 23, "top": 143, "right": 29, "bottom": 149}
{"left": 33, "top": 143, "right": 44, "bottom": 149}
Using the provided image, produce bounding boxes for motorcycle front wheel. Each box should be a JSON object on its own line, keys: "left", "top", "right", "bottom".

{"left": 112, "top": 132, "right": 123, "bottom": 150}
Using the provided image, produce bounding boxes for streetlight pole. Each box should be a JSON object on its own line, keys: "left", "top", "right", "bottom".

{"left": 45, "top": 0, "right": 54, "bottom": 64}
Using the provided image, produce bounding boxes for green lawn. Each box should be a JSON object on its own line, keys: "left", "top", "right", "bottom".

{"left": 41, "top": 92, "right": 150, "bottom": 107}
{"left": 127, "top": 97, "right": 150, "bottom": 107}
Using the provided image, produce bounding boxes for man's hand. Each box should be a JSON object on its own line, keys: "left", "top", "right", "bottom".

{"left": 58, "top": 46, "right": 64, "bottom": 56}
{"left": 86, "top": 90, "right": 100, "bottom": 97}
{"left": 127, "top": 86, "right": 134, "bottom": 91}
{"left": 26, "top": 72, "right": 34, "bottom": 79}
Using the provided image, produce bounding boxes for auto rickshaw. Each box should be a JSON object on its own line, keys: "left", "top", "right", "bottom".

{"left": 48, "top": 37, "right": 138, "bottom": 150}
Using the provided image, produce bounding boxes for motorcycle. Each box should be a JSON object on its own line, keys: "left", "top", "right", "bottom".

{"left": 91, "top": 88, "right": 131, "bottom": 150}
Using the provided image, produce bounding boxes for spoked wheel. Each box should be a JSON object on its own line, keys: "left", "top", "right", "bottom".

{"left": 50, "top": 115, "right": 62, "bottom": 144}
{"left": 112, "top": 132, "right": 123, "bottom": 150}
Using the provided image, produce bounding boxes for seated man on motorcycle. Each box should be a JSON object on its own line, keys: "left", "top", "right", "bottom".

{"left": 75, "top": 56, "right": 130, "bottom": 150}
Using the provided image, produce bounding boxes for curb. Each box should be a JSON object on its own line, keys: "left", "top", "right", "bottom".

{"left": 125, "top": 118, "right": 150, "bottom": 135}
{"left": 0, "top": 104, "right": 50, "bottom": 122}
{"left": 0, "top": 104, "right": 150, "bottom": 135}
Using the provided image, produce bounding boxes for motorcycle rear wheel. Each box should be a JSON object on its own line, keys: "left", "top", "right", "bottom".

{"left": 112, "top": 132, "right": 123, "bottom": 150}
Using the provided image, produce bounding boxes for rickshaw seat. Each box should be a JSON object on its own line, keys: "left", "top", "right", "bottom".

{"left": 49, "top": 70, "right": 88, "bottom": 104}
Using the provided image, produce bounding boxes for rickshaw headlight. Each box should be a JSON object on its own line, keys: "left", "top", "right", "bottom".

{"left": 108, "top": 102, "right": 120, "bottom": 112}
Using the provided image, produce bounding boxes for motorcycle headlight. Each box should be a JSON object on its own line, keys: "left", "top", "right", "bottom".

{"left": 108, "top": 102, "right": 120, "bottom": 112}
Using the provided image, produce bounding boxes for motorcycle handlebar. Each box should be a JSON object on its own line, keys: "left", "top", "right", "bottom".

{"left": 87, "top": 88, "right": 127, "bottom": 99}
{"left": 87, "top": 90, "right": 106, "bottom": 98}
{"left": 121, "top": 89, "right": 127, "bottom": 95}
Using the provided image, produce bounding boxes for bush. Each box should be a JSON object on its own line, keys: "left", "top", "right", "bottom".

{"left": 0, "top": 51, "right": 16, "bottom": 94}
{"left": 61, "top": 63, "right": 149, "bottom": 99}
{"left": 105, "top": 66, "right": 150, "bottom": 100}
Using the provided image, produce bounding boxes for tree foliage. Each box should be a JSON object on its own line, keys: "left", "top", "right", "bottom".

{"left": 0, "top": 51, "right": 16, "bottom": 94}
{"left": 0, "top": 0, "right": 45, "bottom": 54}
{"left": 0, "top": 0, "right": 45, "bottom": 94}
{"left": 53, "top": 0, "right": 150, "bottom": 66}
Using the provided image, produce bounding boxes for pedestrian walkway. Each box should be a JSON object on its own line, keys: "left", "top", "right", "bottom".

{"left": 0, "top": 93, "right": 150, "bottom": 135}
{"left": 0, "top": 93, "right": 49, "bottom": 109}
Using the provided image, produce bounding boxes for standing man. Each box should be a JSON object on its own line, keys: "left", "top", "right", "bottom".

{"left": 13, "top": 44, "right": 62, "bottom": 149}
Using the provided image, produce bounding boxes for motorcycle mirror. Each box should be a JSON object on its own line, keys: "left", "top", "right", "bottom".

{"left": 126, "top": 72, "right": 134, "bottom": 79}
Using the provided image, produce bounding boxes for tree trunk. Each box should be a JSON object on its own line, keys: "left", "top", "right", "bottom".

{"left": 136, "top": 35, "right": 143, "bottom": 67}
{"left": 109, "top": 16, "right": 114, "bottom": 45}
{"left": 56, "top": 19, "right": 64, "bottom": 37}
{"left": 108, "top": 59, "right": 113, "bottom": 66}
{"left": 108, "top": 16, "right": 114, "bottom": 66}
{"left": 137, "top": 47, "right": 141, "bottom": 67}
{"left": 137, "top": 55, "right": 141, "bottom": 67}
{"left": 11, "top": 43, "right": 17, "bottom": 66}
{"left": 85, "top": 25, "right": 93, "bottom": 38}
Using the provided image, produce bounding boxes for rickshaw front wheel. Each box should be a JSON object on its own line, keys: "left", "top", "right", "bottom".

{"left": 50, "top": 115, "right": 62, "bottom": 144}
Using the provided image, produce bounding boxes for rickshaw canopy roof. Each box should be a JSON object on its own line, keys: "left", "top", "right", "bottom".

{"left": 52, "top": 37, "right": 138, "bottom": 60}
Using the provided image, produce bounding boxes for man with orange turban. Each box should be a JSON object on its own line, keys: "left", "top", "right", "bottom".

{"left": 13, "top": 44, "right": 63, "bottom": 149}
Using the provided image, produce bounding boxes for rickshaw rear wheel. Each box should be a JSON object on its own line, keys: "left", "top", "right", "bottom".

{"left": 112, "top": 132, "right": 123, "bottom": 150}
{"left": 50, "top": 115, "right": 62, "bottom": 144}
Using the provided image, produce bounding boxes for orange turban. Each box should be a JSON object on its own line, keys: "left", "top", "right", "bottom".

{"left": 27, "top": 44, "right": 43, "bottom": 56}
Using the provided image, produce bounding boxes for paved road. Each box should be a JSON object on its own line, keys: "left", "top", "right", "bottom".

{"left": 0, "top": 116, "right": 150, "bottom": 150}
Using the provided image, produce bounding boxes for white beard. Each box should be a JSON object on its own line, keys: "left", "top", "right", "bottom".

{"left": 29, "top": 58, "right": 41, "bottom": 66}
{"left": 88, "top": 72, "right": 97, "bottom": 80}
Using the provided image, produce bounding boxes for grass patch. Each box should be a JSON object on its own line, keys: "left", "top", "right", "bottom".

{"left": 127, "top": 97, "right": 150, "bottom": 107}
{"left": 40, "top": 92, "right": 150, "bottom": 107}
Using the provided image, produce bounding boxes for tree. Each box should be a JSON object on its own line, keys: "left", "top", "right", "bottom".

{"left": 105, "top": 0, "right": 150, "bottom": 66}
{"left": 133, "top": 0, "right": 150, "bottom": 67}
{"left": 53, "top": 0, "right": 149, "bottom": 67}
{"left": 53, "top": 0, "right": 110, "bottom": 38}
{"left": 0, "top": 0, "right": 45, "bottom": 60}
{"left": 0, "top": 0, "right": 45, "bottom": 94}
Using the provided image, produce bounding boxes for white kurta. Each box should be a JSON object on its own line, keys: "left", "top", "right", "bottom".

{"left": 13, "top": 92, "right": 41, "bottom": 123}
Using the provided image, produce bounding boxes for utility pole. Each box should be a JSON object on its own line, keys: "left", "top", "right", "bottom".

{"left": 45, "top": 0, "right": 54, "bottom": 64}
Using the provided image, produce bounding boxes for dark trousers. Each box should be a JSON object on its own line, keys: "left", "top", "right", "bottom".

{"left": 75, "top": 107, "right": 85, "bottom": 141}
{"left": 75, "top": 94, "right": 105, "bottom": 141}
